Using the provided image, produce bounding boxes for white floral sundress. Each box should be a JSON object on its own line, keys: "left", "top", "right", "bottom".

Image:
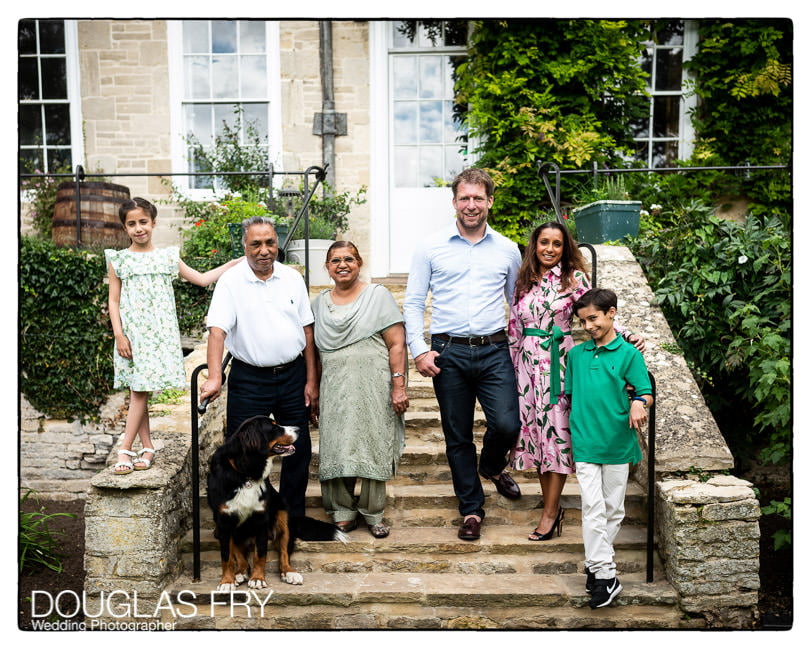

{"left": 105, "top": 247, "right": 186, "bottom": 392}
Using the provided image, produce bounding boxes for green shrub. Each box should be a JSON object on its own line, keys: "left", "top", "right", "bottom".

{"left": 630, "top": 204, "right": 790, "bottom": 467}
{"left": 184, "top": 105, "right": 271, "bottom": 198}
{"left": 454, "top": 19, "right": 650, "bottom": 240}
{"left": 20, "top": 160, "right": 73, "bottom": 237}
{"left": 761, "top": 497, "right": 792, "bottom": 550}
{"left": 20, "top": 237, "right": 114, "bottom": 419}
{"left": 19, "top": 490, "right": 76, "bottom": 574}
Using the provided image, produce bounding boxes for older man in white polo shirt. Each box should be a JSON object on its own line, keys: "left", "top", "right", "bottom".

{"left": 200, "top": 215, "right": 318, "bottom": 517}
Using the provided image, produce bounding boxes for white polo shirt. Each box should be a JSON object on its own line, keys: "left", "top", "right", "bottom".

{"left": 206, "top": 259, "right": 314, "bottom": 367}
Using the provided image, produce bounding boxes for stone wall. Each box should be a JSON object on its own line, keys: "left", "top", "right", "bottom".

{"left": 591, "top": 245, "right": 759, "bottom": 628}
{"left": 20, "top": 393, "right": 127, "bottom": 500}
{"left": 278, "top": 20, "right": 372, "bottom": 272}
{"left": 76, "top": 20, "right": 181, "bottom": 248}
{"left": 657, "top": 475, "right": 761, "bottom": 627}
{"left": 83, "top": 344, "right": 226, "bottom": 619}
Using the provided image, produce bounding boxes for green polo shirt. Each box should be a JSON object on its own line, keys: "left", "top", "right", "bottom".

{"left": 564, "top": 336, "right": 651, "bottom": 465}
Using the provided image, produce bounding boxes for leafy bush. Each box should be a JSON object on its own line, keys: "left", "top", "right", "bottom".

{"left": 20, "top": 160, "right": 73, "bottom": 237}
{"left": 19, "top": 490, "right": 76, "bottom": 573}
{"left": 172, "top": 197, "right": 283, "bottom": 335}
{"left": 761, "top": 497, "right": 792, "bottom": 550}
{"left": 184, "top": 105, "right": 271, "bottom": 198}
{"left": 288, "top": 184, "right": 367, "bottom": 240}
{"left": 630, "top": 204, "right": 790, "bottom": 467}
{"left": 454, "top": 19, "right": 650, "bottom": 240}
{"left": 20, "top": 237, "right": 114, "bottom": 419}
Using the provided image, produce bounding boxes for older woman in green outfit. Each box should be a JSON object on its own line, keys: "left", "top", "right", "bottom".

{"left": 311, "top": 241, "right": 409, "bottom": 538}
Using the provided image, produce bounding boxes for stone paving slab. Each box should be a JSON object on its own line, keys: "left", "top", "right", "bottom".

{"left": 167, "top": 569, "right": 676, "bottom": 610}
{"left": 184, "top": 523, "right": 646, "bottom": 556}
{"left": 169, "top": 600, "right": 688, "bottom": 630}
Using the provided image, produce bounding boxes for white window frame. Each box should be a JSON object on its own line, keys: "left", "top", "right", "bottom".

{"left": 634, "top": 20, "right": 698, "bottom": 167}
{"left": 167, "top": 20, "right": 282, "bottom": 199}
{"left": 18, "top": 19, "right": 83, "bottom": 175}
{"left": 387, "top": 21, "right": 469, "bottom": 189}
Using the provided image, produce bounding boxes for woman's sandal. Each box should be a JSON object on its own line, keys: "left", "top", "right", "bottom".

{"left": 336, "top": 519, "right": 358, "bottom": 533}
{"left": 114, "top": 449, "right": 137, "bottom": 475}
{"left": 368, "top": 523, "right": 390, "bottom": 538}
{"left": 528, "top": 507, "right": 564, "bottom": 541}
{"left": 134, "top": 447, "right": 157, "bottom": 471}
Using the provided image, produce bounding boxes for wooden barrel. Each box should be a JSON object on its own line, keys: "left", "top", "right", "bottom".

{"left": 52, "top": 181, "right": 132, "bottom": 248}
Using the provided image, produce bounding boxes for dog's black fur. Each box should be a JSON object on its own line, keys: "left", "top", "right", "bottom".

{"left": 207, "top": 415, "right": 345, "bottom": 590}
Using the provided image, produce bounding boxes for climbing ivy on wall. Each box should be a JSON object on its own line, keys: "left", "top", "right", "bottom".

{"left": 20, "top": 237, "right": 114, "bottom": 419}
{"left": 681, "top": 18, "right": 792, "bottom": 216}
{"left": 453, "top": 19, "right": 650, "bottom": 240}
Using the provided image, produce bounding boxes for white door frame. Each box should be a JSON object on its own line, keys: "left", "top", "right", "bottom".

{"left": 369, "top": 21, "right": 391, "bottom": 278}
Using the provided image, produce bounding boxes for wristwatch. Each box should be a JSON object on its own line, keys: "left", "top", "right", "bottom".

{"left": 632, "top": 396, "right": 647, "bottom": 407}
{"left": 391, "top": 372, "right": 405, "bottom": 379}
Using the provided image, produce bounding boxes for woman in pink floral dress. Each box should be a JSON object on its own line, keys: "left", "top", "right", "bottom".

{"left": 508, "top": 222, "right": 643, "bottom": 541}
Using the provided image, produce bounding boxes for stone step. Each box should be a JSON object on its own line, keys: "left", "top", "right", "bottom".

{"left": 191, "top": 547, "right": 650, "bottom": 577}
{"left": 163, "top": 570, "right": 683, "bottom": 630}
{"left": 193, "top": 479, "right": 648, "bottom": 525}
{"left": 183, "top": 523, "right": 647, "bottom": 560}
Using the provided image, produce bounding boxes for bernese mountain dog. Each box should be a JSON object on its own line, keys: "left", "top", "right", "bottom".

{"left": 207, "top": 415, "right": 346, "bottom": 591}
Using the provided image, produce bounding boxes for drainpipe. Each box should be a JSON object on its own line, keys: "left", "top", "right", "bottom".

{"left": 314, "top": 20, "right": 347, "bottom": 193}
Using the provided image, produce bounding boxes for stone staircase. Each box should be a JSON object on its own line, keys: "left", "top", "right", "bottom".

{"left": 164, "top": 357, "right": 686, "bottom": 630}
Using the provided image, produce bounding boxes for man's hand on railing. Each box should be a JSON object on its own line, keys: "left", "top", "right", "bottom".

{"left": 199, "top": 376, "right": 222, "bottom": 405}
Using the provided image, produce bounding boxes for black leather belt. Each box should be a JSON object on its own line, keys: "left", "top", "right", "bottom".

{"left": 233, "top": 356, "right": 300, "bottom": 374}
{"left": 435, "top": 331, "right": 507, "bottom": 346}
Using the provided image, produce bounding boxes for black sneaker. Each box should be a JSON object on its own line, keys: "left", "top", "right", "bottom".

{"left": 589, "top": 577, "right": 622, "bottom": 609}
{"left": 585, "top": 567, "right": 596, "bottom": 593}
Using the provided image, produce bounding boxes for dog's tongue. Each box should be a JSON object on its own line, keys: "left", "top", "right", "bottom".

{"left": 273, "top": 444, "right": 296, "bottom": 455}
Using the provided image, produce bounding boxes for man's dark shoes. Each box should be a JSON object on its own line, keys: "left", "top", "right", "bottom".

{"left": 458, "top": 516, "right": 481, "bottom": 540}
{"left": 480, "top": 470, "right": 521, "bottom": 500}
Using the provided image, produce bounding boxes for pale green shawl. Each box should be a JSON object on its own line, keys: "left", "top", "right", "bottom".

{"left": 312, "top": 284, "right": 403, "bottom": 351}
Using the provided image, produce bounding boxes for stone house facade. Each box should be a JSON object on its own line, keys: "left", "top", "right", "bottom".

{"left": 20, "top": 18, "right": 699, "bottom": 278}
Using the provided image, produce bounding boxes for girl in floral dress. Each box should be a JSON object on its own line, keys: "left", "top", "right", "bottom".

{"left": 508, "top": 222, "right": 643, "bottom": 540}
{"left": 106, "top": 198, "right": 241, "bottom": 475}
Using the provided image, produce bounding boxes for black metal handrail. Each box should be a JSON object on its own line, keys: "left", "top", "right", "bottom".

{"left": 577, "top": 242, "right": 597, "bottom": 288}
{"left": 536, "top": 159, "right": 789, "bottom": 223}
{"left": 189, "top": 352, "right": 232, "bottom": 582}
{"left": 646, "top": 371, "right": 657, "bottom": 583}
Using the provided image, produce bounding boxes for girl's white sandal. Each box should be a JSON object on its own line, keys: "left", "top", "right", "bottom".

{"left": 134, "top": 447, "right": 157, "bottom": 471}
{"left": 114, "top": 449, "right": 137, "bottom": 475}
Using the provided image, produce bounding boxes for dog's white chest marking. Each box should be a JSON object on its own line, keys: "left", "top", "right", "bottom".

{"left": 222, "top": 458, "right": 274, "bottom": 524}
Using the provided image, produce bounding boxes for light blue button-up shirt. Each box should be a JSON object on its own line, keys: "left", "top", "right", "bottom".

{"left": 403, "top": 222, "right": 521, "bottom": 359}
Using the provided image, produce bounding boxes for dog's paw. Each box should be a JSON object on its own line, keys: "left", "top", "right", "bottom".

{"left": 280, "top": 571, "right": 303, "bottom": 585}
{"left": 234, "top": 572, "right": 248, "bottom": 585}
{"left": 248, "top": 578, "right": 268, "bottom": 589}
{"left": 215, "top": 581, "right": 237, "bottom": 592}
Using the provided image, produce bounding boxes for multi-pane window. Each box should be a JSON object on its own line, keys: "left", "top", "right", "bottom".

{"left": 390, "top": 21, "right": 467, "bottom": 187}
{"left": 18, "top": 19, "right": 72, "bottom": 172}
{"left": 631, "top": 21, "right": 696, "bottom": 168}
{"left": 181, "top": 20, "right": 271, "bottom": 189}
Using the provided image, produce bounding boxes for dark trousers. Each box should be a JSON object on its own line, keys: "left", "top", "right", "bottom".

{"left": 225, "top": 356, "right": 311, "bottom": 517}
{"left": 430, "top": 336, "right": 521, "bottom": 520}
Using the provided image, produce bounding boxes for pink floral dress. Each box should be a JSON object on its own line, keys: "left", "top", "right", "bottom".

{"left": 507, "top": 265, "right": 590, "bottom": 474}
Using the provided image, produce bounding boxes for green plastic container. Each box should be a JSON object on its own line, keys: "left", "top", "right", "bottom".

{"left": 572, "top": 200, "right": 642, "bottom": 244}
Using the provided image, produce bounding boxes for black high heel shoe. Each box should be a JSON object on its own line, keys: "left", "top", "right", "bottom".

{"left": 528, "top": 507, "right": 564, "bottom": 541}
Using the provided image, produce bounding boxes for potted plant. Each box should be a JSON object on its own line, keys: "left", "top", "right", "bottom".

{"left": 571, "top": 175, "right": 641, "bottom": 244}
{"left": 286, "top": 184, "right": 367, "bottom": 285}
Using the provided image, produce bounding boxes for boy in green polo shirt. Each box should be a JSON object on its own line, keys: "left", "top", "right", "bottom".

{"left": 565, "top": 288, "right": 653, "bottom": 609}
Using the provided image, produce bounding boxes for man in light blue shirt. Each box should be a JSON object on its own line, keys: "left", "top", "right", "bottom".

{"left": 404, "top": 168, "right": 522, "bottom": 541}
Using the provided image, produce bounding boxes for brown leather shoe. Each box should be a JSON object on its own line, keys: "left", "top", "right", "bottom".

{"left": 458, "top": 516, "right": 481, "bottom": 540}
{"left": 480, "top": 470, "right": 521, "bottom": 500}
